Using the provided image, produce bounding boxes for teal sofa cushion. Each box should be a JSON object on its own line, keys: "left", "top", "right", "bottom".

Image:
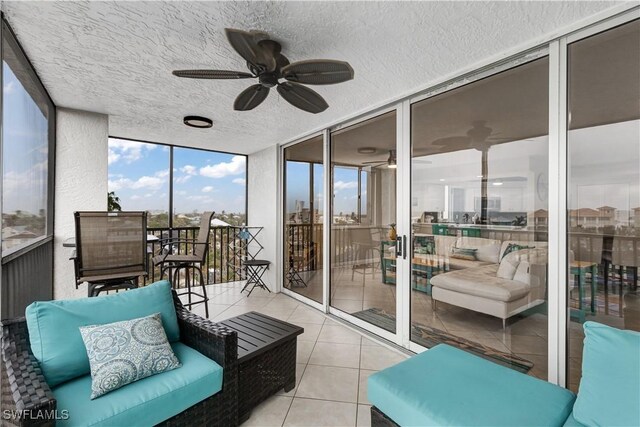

{"left": 26, "top": 281, "right": 179, "bottom": 387}
{"left": 52, "top": 343, "right": 223, "bottom": 427}
{"left": 563, "top": 412, "right": 585, "bottom": 427}
{"left": 573, "top": 322, "right": 640, "bottom": 427}
{"left": 368, "top": 344, "right": 576, "bottom": 427}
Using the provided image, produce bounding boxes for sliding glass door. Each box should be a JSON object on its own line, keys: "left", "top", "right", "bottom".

{"left": 408, "top": 56, "right": 551, "bottom": 378}
{"left": 329, "top": 110, "right": 399, "bottom": 335}
{"left": 277, "top": 10, "right": 638, "bottom": 389}
{"left": 283, "top": 135, "right": 324, "bottom": 304}
{"left": 566, "top": 19, "right": 640, "bottom": 392}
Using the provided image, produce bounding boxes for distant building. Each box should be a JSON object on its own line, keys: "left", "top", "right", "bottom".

{"left": 633, "top": 207, "right": 640, "bottom": 227}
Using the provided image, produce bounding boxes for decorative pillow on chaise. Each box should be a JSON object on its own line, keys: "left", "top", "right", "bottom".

{"left": 501, "top": 243, "right": 533, "bottom": 260}
{"left": 450, "top": 246, "right": 477, "bottom": 261}
{"left": 79, "top": 313, "right": 181, "bottom": 399}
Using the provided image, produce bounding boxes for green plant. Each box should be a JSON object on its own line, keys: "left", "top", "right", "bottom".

{"left": 107, "top": 191, "right": 122, "bottom": 212}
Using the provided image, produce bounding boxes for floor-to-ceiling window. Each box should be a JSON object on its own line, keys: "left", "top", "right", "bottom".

{"left": 409, "top": 57, "right": 550, "bottom": 378}
{"left": 277, "top": 9, "right": 638, "bottom": 390}
{"left": 566, "top": 19, "right": 640, "bottom": 392}
{"left": 1, "top": 17, "right": 56, "bottom": 317}
{"left": 107, "top": 138, "right": 247, "bottom": 227}
{"left": 283, "top": 135, "right": 324, "bottom": 303}
{"left": 330, "top": 111, "right": 397, "bottom": 331}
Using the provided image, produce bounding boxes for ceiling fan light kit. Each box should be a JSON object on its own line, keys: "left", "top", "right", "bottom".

{"left": 173, "top": 28, "right": 354, "bottom": 114}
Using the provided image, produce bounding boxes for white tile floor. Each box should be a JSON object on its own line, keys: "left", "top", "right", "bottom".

{"left": 181, "top": 281, "right": 409, "bottom": 427}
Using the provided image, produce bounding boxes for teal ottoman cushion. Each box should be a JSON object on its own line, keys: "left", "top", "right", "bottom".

{"left": 368, "top": 344, "right": 576, "bottom": 427}
{"left": 26, "top": 280, "right": 179, "bottom": 386}
{"left": 52, "top": 343, "right": 222, "bottom": 426}
{"left": 573, "top": 322, "right": 640, "bottom": 427}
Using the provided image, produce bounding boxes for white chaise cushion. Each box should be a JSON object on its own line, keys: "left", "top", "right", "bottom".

{"left": 430, "top": 265, "right": 530, "bottom": 302}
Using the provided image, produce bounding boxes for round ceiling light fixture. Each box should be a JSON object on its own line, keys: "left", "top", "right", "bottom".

{"left": 183, "top": 115, "right": 213, "bottom": 128}
{"left": 357, "top": 147, "right": 377, "bottom": 155}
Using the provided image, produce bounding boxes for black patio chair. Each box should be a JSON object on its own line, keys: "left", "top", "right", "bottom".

{"left": 153, "top": 211, "right": 214, "bottom": 317}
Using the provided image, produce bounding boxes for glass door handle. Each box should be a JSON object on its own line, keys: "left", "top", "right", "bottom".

{"left": 396, "top": 235, "right": 407, "bottom": 259}
{"left": 402, "top": 235, "right": 407, "bottom": 260}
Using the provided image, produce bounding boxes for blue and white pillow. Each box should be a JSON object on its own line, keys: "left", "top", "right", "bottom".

{"left": 79, "top": 313, "right": 181, "bottom": 399}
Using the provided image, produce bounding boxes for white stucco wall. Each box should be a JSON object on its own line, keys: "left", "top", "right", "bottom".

{"left": 247, "top": 145, "right": 280, "bottom": 292}
{"left": 54, "top": 108, "right": 109, "bottom": 300}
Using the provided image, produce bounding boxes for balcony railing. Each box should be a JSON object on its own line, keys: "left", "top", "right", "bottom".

{"left": 145, "top": 226, "right": 247, "bottom": 285}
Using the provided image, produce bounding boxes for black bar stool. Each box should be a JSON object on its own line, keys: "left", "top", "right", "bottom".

{"left": 241, "top": 259, "right": 271, "bottom": 297}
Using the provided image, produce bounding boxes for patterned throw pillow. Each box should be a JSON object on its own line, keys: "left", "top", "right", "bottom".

{"left": 450, "top": 246, "right": 478, "bottom": 261}
{"left": 501, "top": 243, "right": 533, "bottom": 260}
{"left": 79, "top": 313, "right": 181, "bottom": 399}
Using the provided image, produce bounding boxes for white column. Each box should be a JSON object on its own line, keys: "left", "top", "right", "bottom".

{"left": 54, "top": 108, "right": 109, "bottom": 300}
{"left": 247, "top": 145, "right": 280, "bottom": 292}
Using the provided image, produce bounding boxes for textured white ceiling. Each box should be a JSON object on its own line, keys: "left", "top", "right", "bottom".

{"left": 2, "top": 1, "right": 624, "bottom": 154}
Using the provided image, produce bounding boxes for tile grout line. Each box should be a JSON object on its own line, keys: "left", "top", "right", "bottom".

{"left": 281, "top": 313, "right": 325, "bottom": 426}
{"left": 355, "top": 333, "right": 363, "bottom": 427}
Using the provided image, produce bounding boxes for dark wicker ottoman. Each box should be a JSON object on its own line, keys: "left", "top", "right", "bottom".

{"left": 216, "top": 311, "right": 303, "bottom": 423}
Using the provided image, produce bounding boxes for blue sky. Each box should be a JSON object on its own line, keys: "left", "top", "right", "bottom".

{"left": 285, "top": 162, "right": 365, "bottom": 216}
{"left": 108, "top": 138, "right": 246, "bottom": 214}
{"left": 2, "top": 61, "right": 49, "bottom": 216}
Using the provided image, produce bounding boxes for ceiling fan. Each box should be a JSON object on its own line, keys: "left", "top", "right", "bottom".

{"left": 363, "top": 150, "right": 397, "bottom": 169}
{"left": 431, "top": 121, "right": 518, "bottom": 150}
{"left": 172, "top": 28, "right": 354, "bottom": 114}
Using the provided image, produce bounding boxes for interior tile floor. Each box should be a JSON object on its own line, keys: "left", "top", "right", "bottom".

{"left": 286, "top": 265, "right": 638, "bottom": 392}
{"left": 181, "top": 281, "right": 409, "bottom": 427}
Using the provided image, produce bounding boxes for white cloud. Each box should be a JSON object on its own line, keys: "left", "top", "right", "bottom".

{"left": 334, "top": 181, "right": 358, "bottom": 192}
{"left": 131, "top": 176, "right": 164, "bottom": 190}
{"left": 108, "top": 139, "right": 156, "bottom": 165}
{"left": 181, "top": 165, "right": 197, "bottom": 175}
{"left": 108, "top": 170, "right": 166, "bottom": 192}
{"left": 108, "top": 151, "right": 120, "bottom": 165}
{"left": 130, "top": 195, "right": 141, "bottom": 200}
{"left": 155, "top": 169, "right": 170, "bottom": 178}
{"left": 199, "top": 156, "right": 245, "bottom": 178}
{"left": 202, "top": 186, "right": 214, "bottom": 193}
{"left": 3, "top": 81, "right": 16, "bottom": 94}
{"left": 175, "top": 175, "right": 191, "bottom": 184}
{"left": 232, "top": 178, "right": 246, "bottom": 185}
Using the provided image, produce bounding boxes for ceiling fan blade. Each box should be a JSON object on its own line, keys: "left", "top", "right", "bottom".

{"left": 277, "top": 82, "right": 328, "bottom": 114}
{"left": 225, "top": 28, "right": 276, "bottom": 72}
{"left": 234, "top": 84, "right": 269, "bottom": 111}
{"left": 282, "top": 60, "right": 354, "bottom": 85}
{"left": 431, "top": 136, "right": 471, "bottom": 146}
{"left": 172, "top": 70, "right": 254, "bottom": 79}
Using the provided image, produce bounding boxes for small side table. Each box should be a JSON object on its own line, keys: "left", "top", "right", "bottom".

{"left": 570, "top": 261, "right": 598, "bottom": 314}
{"left": 241, "top": 259, "right": 271, "bottom": 296}
{"left": 216, "top": 311, "right": 303, "bottom": 423}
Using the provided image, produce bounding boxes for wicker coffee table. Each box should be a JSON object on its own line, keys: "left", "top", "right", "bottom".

{"left": 216, "top": 311, "right": 304, "bottom": 422}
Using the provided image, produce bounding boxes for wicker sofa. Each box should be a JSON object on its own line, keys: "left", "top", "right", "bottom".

{"left": 1, "top": 282, "right": 238, "bottom": 427}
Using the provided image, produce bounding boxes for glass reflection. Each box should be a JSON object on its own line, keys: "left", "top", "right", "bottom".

{"left": 567, "top": 20, "right": 640, "bottom": 392}
{"left": 410, "top": 57, "right": 550, "bottom": 379}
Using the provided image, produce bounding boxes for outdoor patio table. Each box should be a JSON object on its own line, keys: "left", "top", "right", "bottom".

{"left": 216, "top": 311, "right": 303, "bottom": 423}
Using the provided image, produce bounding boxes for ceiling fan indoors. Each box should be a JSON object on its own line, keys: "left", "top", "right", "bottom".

{"left": 173, "top": 28, "right": 354, "bottom": 114}
{"left": 363, "top": 150, "right": 397, "bottom": 169}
